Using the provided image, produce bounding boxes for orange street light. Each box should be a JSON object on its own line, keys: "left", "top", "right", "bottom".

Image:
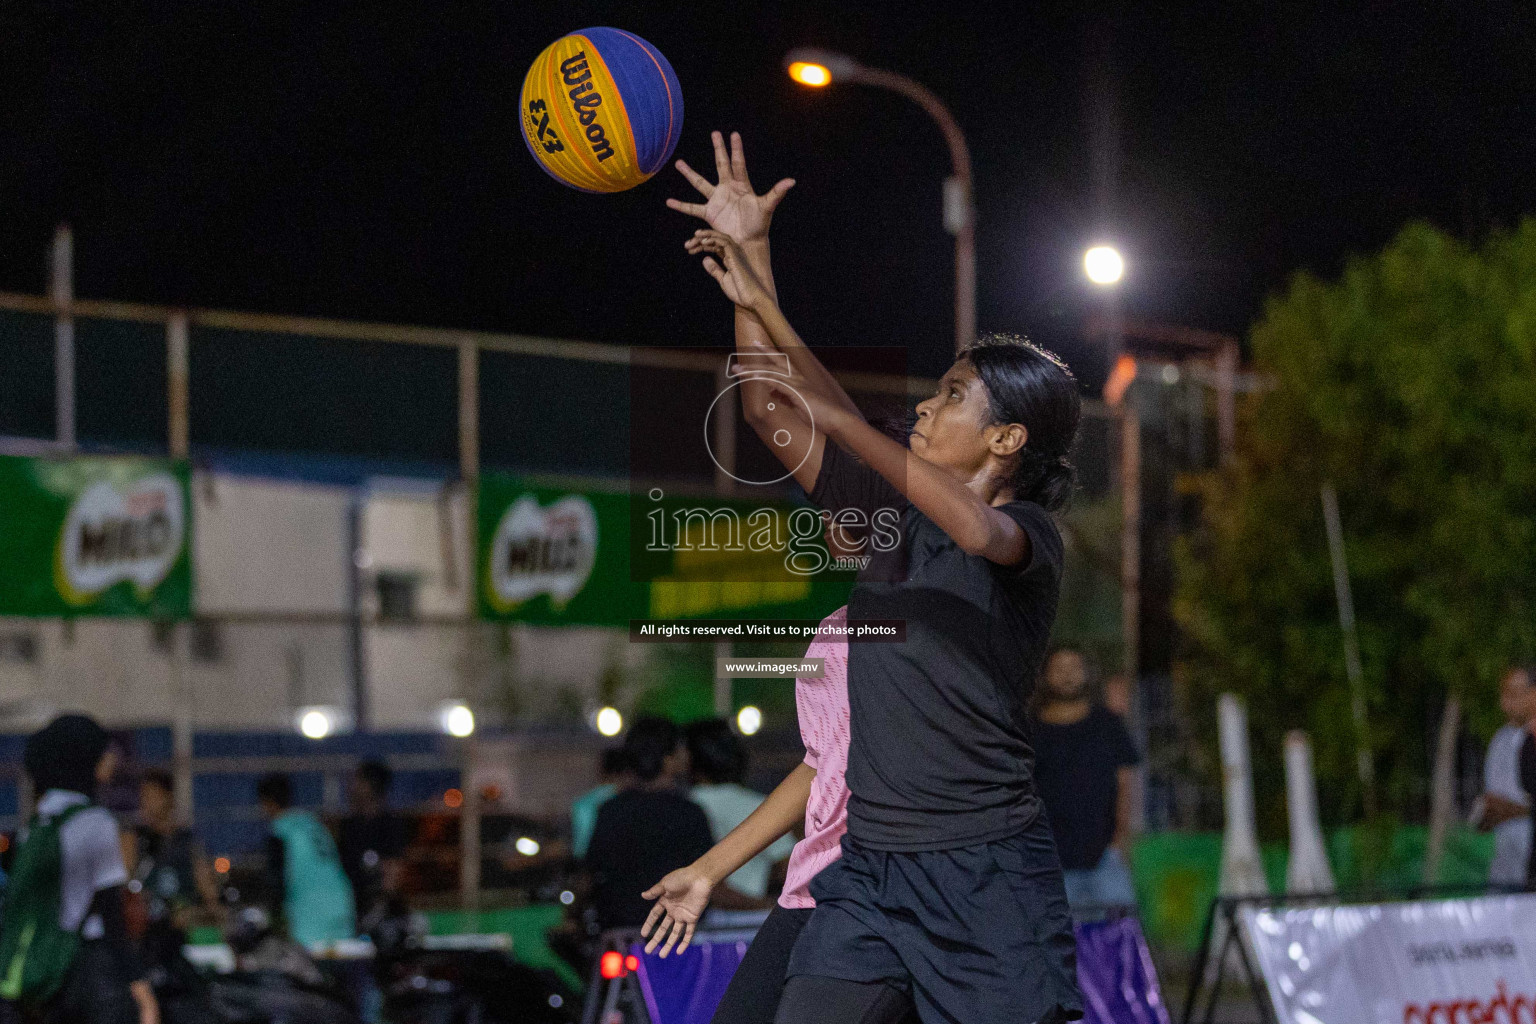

{"left": 785, "top": 47, "right": 975, "bottom": 355}
{"left": 787, "top": 61, "right": 831, "bottom": 87}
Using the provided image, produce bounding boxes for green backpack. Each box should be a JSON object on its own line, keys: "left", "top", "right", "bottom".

{"left": 0, "top": 803, "right": 90, "bottom": 1008}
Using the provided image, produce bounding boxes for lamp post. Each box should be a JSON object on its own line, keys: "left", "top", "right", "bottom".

{"left": 787, "top": 48, "right": 975, "bottom": 355}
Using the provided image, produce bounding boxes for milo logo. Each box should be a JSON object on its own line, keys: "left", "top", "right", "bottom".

{"left": 56, "top": 474, "right": 186, "bottom": 604}
{"left": 487, "top": 494, "right": 598, "bottom": 611}
{"left": 559, "top": 52, "right": 615, "bottom": 162}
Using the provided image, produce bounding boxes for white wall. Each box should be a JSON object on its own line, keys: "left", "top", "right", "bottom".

{"left": 0, "top": 474, "right": 629, "bottom": 733}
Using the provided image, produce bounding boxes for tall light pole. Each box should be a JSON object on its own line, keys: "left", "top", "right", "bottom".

{"left": 787, "top": 48, "right": 975, "bottom": 355}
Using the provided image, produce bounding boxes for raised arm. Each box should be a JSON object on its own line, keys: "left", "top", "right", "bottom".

{"left": 688, "top": 231, "right": 1033, "bottom": 569}
{"left": 670, "top": 133, "right": 864, "bottom": 487}
{"left": 639, "top": 762, "right": 815, "bottom": 957}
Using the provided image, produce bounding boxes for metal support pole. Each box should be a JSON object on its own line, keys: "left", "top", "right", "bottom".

{"left": 1120, "top": 404, "right": 1141, "bottom": 681}
{"left": 167, "top": 311, "right": 194, "bottom": 818}
{"left": 168, "top": 312, "right": 190, "bottom": 459}
{"left": 457, "top": 338, "right": 482, "bottom": 911}
{"left": 944, "top": 177, "right": 976, "bottom": 357}
{"left": 347, "top": 495, "right": 369, "bottom": 733}
{"left": 1215, "top": 340, "right": 1237, "bottom": 465}
{"left": 169, "top": 626, "right": 194, "bottom": 820}
{"left": 851, "top": 68, "right": 974, "bottom": 356}
{"left": 51, "top": 226, "right": 75, "bottom": 449}
{"left": 1320, "top": 482, "right": 1376, "bottom": 818}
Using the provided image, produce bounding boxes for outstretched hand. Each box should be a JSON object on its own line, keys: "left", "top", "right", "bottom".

{"left": 687, "top": 229, "right": 773, "bottom": 310}
{"left": 669, "top": 131, "right": 794, "bottom": 244}
{"left": 640, "top": 865, "right": 715, "bottom": 958}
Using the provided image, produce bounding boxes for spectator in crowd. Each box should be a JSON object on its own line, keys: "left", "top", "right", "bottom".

{"left": 128, "top": 769, "right": 220, "bottom": 962}
{"left": 686, "top": 718, "right": 796, "bottom": 904}
{"left": 1102, "top": 672, "right": 1133, "bottom": 719}
{"left": 584, "top": 716, "right": 713, "bottom": 929}
{"left": 571, "top": 748, "right": 630, "bottom": 860}
{"left": 1030, "top": 647, "right": 1141, "bottom": 910}
{"left": 0, "top": 714, "right": 157, "bottom": 1024}
{"left": 1475, "top": 665, "right": 1535, "bottom": 888}
{"left": 336, "top": 760, "right": 410, "bottom": 931}
{"left": 256, "top": 773, "right": 356, "bottom": 947}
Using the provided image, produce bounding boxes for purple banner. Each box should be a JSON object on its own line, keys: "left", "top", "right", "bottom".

{"left": 628, "top": 917, "right": 1168, "bottom": 1024}
{"left": 1075, "top": 917, "right": 1171, "bottom": 1024}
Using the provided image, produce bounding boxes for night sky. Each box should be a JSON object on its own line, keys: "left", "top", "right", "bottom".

{"left": 3, "top": 2, "right": 1534, "bottom": 451}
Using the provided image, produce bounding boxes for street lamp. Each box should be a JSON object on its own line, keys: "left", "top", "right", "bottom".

{"left": 1084, "top": 245, "right": 1124, "bottom": 286}
{"left": 786, "top": 47, "right": 975, "bottom": 355}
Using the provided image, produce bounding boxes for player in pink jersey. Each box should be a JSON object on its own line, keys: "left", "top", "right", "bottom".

{"left": 641, "top": 604, "right": 858, "bottom": 1024}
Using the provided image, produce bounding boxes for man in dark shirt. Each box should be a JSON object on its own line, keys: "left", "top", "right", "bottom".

{"left": 585, "top": 716, "right": 713, "bottom": 930}
{"left": 1031, "top": 646, "right": 1141, "bottom": 910}
{"left": 336, "top": 759, "right": 410, "bottom": 930}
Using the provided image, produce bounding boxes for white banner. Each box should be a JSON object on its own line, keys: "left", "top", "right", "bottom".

{"left": 1241, "top": 894, "right": 1536, "bottom": 1024}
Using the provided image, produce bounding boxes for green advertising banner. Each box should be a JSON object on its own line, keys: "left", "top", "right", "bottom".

{"left": 476, "top": 473, "right": 853, "bottom": 626}
{"left": 0, "top": 456, "right": 193, "bottom": 618}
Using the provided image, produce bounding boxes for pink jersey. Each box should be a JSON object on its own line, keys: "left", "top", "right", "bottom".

{"left": 779, "top": 606, "right": 852, "bottom": 909}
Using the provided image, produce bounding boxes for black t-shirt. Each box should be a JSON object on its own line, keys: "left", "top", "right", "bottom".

{"left": 135, "top": 824, "right": 200, "bottom": 920}
{"left": 584, "top": 788, "right": 714, "bottom": 928}
{"left": 1030, "top": 706, "right": 1140, "bottom": 870}
{"left": 808, "top": 439, "right": 1066, "bottom": 851}
{"left": 337, "top": 811, "right": 410, "bottom": 911}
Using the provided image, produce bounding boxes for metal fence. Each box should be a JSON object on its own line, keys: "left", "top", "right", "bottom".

{"left": 0, "top": 281, "right": 1147, "bottom": 902}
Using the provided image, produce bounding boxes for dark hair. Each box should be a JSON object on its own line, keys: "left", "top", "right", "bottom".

{"left": 959, "top": 333, "right": 1081, "bottom": 511}
{"left": 600, "top": 748, "right": 629, "bottom": 777}
{"left": 622, "top": 715, "right": 681, "bottom": 783}
{"left": 256, "top": 773, "right": 292, "bottom": 810}
{"left": 25, "top": 714, "right": 111, "bottom": 798}
{"left": 141, "top": 767, "right": 175, "bottom": 796}
{"left": 356, "top": 759, "right": 393, "bottom": 799}
{"left": 868, "top": 412, "right": 917, "bottom": 446}
{"left": 686, "top": 718, "right": 747, "bottom": 785}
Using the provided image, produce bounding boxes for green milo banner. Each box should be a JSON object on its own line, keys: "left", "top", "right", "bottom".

{"left": 476, "top": 473, "right": 852, "bottom": 626}
{"left": 0, "top": 456, "right": 193, "bottom": 618}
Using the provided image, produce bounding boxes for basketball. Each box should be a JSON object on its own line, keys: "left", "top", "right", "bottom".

{"left": 520, "top": 28, "right": 683, "bottom": 193}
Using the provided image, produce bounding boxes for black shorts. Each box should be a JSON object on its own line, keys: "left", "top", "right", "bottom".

{"left": 784, "top": 814, "right": 1084, "bottom": 1024}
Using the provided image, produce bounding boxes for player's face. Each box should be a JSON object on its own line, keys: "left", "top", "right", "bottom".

{"left": 911, "top": 361, "right": 997, "bottom": 475}
{"left": 140, "top": 782, "right": 173, "bottom": 824}
{"left": 1500, "top": 669, "right": 1535, "bottom": 724}
{"left": 1043, "top": 651, "right": 1088, "bottom": 699}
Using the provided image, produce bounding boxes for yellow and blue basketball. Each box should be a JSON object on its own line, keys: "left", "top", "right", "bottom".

{"left": 520, "top": 28, "right": 683, "bottom": 193}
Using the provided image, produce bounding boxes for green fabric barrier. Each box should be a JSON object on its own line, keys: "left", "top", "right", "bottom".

{"left": 424, "top": 904, "right": 580, "bottom": 991}
{"left": 1129, "top": 826, "right": 1497, "bottom": 953}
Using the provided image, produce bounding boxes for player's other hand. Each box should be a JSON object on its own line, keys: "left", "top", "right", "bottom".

{"left": 669, "top": 131, "right": 794, "bottom": 244}
{"left": 640, "top": 864, "right": 714, "bottom": 958}
{"left": 687, "top": 229, "right": 773, "bottom": 311}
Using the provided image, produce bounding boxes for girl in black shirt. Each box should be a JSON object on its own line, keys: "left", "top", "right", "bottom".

{"left": 682, "top": 220, "right": 1083, "bottom": 1024}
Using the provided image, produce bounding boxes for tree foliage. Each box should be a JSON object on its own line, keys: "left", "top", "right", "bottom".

{"left": 1176, "top": 221, "right": 1536, "bottom": 832}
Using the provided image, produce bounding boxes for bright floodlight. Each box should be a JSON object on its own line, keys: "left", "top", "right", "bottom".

{"left": 515, "top": 836, "right": 541, "bottom": 857}
{"left": 595, "top": 706, "right": 624, "bottom": 737}
{"left": 441, "top": 703, "right": 475, "bottom": 738}
{"left": 785, "top": 48, "right": 862, "bottom": 86}
{"left": 1084, "top": 246, "right": 1124, "bottom": 285}
{"left": 788, "top": 61, "right": 830, "bottom": 87}
{"left": 736, "top": 705, "right": 763, "bottom": 736}
{"left": 299, "top": 709, "right": 332, "bottom": 740}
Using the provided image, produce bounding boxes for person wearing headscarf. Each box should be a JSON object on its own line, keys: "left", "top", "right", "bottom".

{"left": 8, "top": 714, "right": 158, "bottom": 1024}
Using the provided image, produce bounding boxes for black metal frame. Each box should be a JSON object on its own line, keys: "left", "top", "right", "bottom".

{"left": 1179, "top": 883, "right": 1510, "bottom": 1024}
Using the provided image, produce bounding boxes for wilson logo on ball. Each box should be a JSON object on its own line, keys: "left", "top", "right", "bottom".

{"left": 520, "top": 28, "right": 683, "bottom": 193}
